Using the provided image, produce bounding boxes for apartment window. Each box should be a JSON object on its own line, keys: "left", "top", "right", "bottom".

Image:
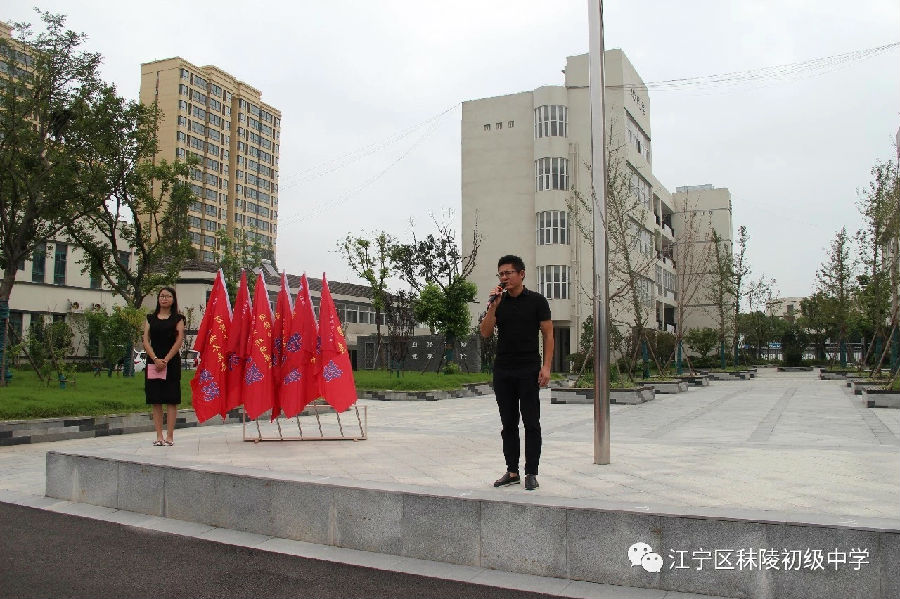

{"left": 189, "top": 231, "right": 202, "bottom": 245}
{"left": 178, "top": 115, "right": 186, "bottom": 127}
{"left": 202, "top": 250, "right": 215, "bottom": 262}
{"left": 537, "top": 265, "right": 570, "bottom": 300}
{"left": 203, "top": 234, "right": 216, "bottom": 247}
{"left": 176, "top": 131, "right": 186, "bottom": 143}
{"left": 496, "top": 122, "right": 502, "bottom": 130}
{"left": 630, "top": 222, "right": 653, "bottom": 256}
{"left": 89, "top": 259, "right": 102, "bottom": 289}
{"left": 175, "top": 148, "right": 186, "bottom": 159}
{"left": 117, "top": 251, "right": 131, "bottom": 271}
{"left": 179, "top": 100, "right": 188, "bottom": 111}
{"left": 179, "top": 84, "right": 189, "bottom": 96}
{"left": 536, "top": 211, "right": 569, "bottom": 245}
{"left": 31, "top": 246, "right": 46, "bottom": 283}
{"left": 636, "top": 276, "right": 654, "bottom": 306}
{"left": 534, "top": 105, "right": 568, "bottom": 138}
{"left": 629, "top": 167, "right": 652, "bottom": 210}
{"left": 626, "top": 114, "right": 652, "bottom": 163}
{"left": 180, "top": 68, "right": 189, "bottom": 80}
{"left": 189, "top": 215, "right": 202, "bottom": 228}
{"left": 483, "top": 123, "right": 490, "bottom": 132}
{"left": 508, "top": 120, "right": 514, "bottom": 128}
{"left": 53, "top": 243, "right": 67, "bottom": 285}
{"left": 534, "top": 157, "right": 569, "bottom": 191}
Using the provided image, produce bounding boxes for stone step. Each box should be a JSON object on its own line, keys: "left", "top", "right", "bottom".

{"left": 46, "top": 450, "right": 900, "bottom": 599}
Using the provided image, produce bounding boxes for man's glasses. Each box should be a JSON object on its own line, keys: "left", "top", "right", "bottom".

{"left": 496, "top": 270, "right": 519, "bottom": 279}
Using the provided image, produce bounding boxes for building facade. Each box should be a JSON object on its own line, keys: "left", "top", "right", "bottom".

{"left": 139, "top": 58, "right": 281, "bottom": 262}
{"left": 461, "top": 51, "right": 732, "bottom": 369}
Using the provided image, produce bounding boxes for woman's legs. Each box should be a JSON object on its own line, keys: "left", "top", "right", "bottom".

{"left": 151, "top": 404, "right": 164, "bottom": 442}
{"left": 165, "top": 404, "right": 177, "bottom": 443}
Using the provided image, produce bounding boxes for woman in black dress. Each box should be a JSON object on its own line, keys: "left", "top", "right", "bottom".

{"left": 142, "top": 287, "right": 186, "bottom": 446}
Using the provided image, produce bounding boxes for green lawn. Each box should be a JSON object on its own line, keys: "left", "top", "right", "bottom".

{"left": 0, "top": 368, "right": 492, "bottom": 420}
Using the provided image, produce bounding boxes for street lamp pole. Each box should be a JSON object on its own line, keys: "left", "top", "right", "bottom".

{"left": 588, "top": 0, "right": 610, "bottom": 465}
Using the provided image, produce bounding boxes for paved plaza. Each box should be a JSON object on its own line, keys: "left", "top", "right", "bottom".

{"left": 1, "top": 368, "right": 898, "bottom": 598}
{"left": 4, "top": 368, "right": 897, "bottom": 522}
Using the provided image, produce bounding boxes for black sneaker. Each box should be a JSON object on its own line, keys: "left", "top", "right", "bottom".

{"left": 493, "top": 472, "right": 520, "bottom": 487}
{"left": 524, "top": 474, "right": 539, "bottom": 490}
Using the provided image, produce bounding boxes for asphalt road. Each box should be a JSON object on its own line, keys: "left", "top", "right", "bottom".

{"left": 0, "top": 502, "right": 557, "bottom": 599}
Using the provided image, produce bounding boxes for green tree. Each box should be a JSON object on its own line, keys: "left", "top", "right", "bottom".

{"left": 855, "top": 159, "right": 898, "bottom": 369}
{"left": 685, "top": 327, "right": 719, "bottom": 361}
{"left": 391, "top": 212, "right": 480, "bottom": 369}
{"left": 215, "top": 229, "right": 270, "bottom": 302}
{"left": 338, "top": 232, "right": 394, "bottom": 367}
{"left": 64, "top": 88, "right": 196, "bottom": 309}
{"left": 0, "top": 12, "right": 108, "bottom": 302}
{"left": 815, "top": 228, "right": 856, "bottom": 364}
{"left": 798, "top": 292, "right": 833, "bottom": 361}
{"left": 85, "top": 306, "right": 145, "bottom": 377}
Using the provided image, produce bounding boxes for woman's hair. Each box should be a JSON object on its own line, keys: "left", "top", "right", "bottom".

{"left": 154, "top": 287, "right": 180, "bottom": 316}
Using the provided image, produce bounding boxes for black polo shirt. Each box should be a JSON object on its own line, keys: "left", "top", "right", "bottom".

{"left": 494, "top": 287, "right": 552, "bottom": 370}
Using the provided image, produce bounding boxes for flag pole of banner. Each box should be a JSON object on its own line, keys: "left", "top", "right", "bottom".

{"left": 190, "top": 269, "right": 231, "bottom": 423}
{"left": 280, "top": 273, "right": 318, "bottom": 418}
{"left": 318, "top": 273, "right": 358, "bottom": 413}
{"left": 223, "top": 270, "right": 252, "bottom": 417}
{"left": 243, "top": 272, "right": 275, "bottom": 420}
{"left": 271, "top": 272, "right": 293, "bottom": 421}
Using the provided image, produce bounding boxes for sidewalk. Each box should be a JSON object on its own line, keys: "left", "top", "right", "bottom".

{"left": 2, "top": 368, "right": 898, "bottom": 599}
{"left": 4, "top": 368, "right": 896, "bottom": 521}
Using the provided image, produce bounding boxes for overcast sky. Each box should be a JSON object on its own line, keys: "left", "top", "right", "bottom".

{"left": 5, "top": 1, "right": 899, "bottom": 298}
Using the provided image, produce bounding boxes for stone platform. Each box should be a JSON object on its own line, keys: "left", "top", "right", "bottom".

{"left": 6, "top": 369, "right": 900, "bottom": 598}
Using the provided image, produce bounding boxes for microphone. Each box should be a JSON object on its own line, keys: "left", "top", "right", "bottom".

{"left": 488, "top": 281, "right": 507, "bottom": 305}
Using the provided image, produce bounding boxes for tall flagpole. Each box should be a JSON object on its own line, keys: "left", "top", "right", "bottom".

{"left": 588, "top": 0, "right": 610, "bottom": 464}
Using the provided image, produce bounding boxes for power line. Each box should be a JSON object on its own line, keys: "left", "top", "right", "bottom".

{"left": 277, "top": 103, "right": 460, "bottom": 190}
{"left": 277, "top": 112, "right": 449, "bottom": 229}
{"left": 607, "top": 42, "right": 899, "bottom": 92}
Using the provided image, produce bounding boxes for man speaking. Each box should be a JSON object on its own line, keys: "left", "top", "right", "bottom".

{"left": 479, "top": 255, "right": 553, "bottom": 491}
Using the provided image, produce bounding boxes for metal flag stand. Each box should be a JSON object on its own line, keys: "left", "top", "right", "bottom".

{"left": 242, "top": 402, "right": 367, "bottom": 442}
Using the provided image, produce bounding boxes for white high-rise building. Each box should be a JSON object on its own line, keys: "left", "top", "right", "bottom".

{"left": 461, "top": 51, "right": 732, "bottom": 369}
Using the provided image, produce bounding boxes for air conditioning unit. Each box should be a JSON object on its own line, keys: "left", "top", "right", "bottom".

{"left": 92, "top": 303, "right": 102, "bottom": 310}
{"left": 68, "top": 300, "right": 82, "bottom": 312}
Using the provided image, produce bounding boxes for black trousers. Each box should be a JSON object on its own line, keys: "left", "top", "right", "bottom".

{"left": 493, "top": 366, "right": 541, "bottom": 476}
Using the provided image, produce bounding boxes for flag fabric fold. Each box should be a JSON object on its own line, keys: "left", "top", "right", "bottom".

{"left": 223, "top": 270, "right": 252, "bottom": 417}
{"left": 318, "top": 274, "right": 358, "bottom": 413}
{"left": 270, "top": 272, "right": 293, "bottom": 420}
{"left": 281, "top": 273, "right": 319, "bottom": 418}
{"left": 190, "top": 269, "right": 231, "bottom": 423}
{"left": 243, "top": 272, "right": 275, "bottom": 420}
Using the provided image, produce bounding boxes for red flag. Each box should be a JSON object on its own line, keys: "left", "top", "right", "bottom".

{"left": 243, "top": 272, "right": 274, "bottom": 420}
{"left": 190, "top": 270, "right": 231, "bottom": 423}
{"left": 318, "top": 274, "right": 357, "bottom": 413}
{"left": 222, "top": 270, "right": 252, "bottom": 417}
{"left": 281, "top": 273, "right": 320, "bottom": 417}
{"left": 270, "top": 272, "right": 293, "bottom": 420}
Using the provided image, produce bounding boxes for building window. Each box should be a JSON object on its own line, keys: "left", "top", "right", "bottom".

{"left": 117, "top": 250, "right": 130, "bottom": 271}
{"left": 8, "top": 311, "right": 23, "bottom": 344}
{"left": 537, "top": 265, "right": 570, "bottom": 300}
{"left": 534, "top": 105, "right": 568, "bottom": 138}
{"left": 629, "top": 167, "right": 652, "bottom": 210}
{"left": 31, "top": 246, "right": 46, "bottom": 283}
{"left": 636, "top": 276, "right": 654, "bottom": 306}
{"left": 534, "top": 157, "right": 569, "bottom": 191}
{"left": 53, "top": 243, "right": 67, "bottom": 285}
{"left": 536, "top": 211, "right": 569, "bottom": 245}
{"left": 496, "top": 122, "right": 502, "bottom": 130}
{"left": 626, "top": 114, "right": 652, "bottom": 163}
{"left": 483, "top": 123, "right": 491, "bottom": 132}
{"left": 508, "top": 120, "right": 514, "bottom": 128}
